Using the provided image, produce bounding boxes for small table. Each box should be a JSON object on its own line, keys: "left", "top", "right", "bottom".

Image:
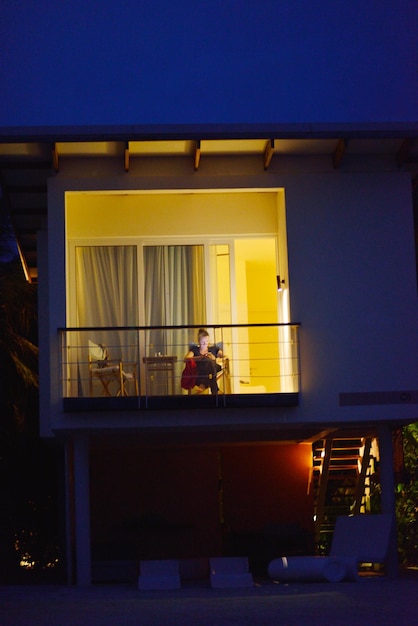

{"left": 143, "top": 356, "right": 178, "bottom": 396}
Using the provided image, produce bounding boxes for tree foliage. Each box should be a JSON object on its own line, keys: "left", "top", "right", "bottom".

{"left": 0, "top": 262, "right": 38, "bottom": 432}
{"left": 0, "top": 260, "right": 63, "bottom": 582}
{"left": 396, "top": 422, "right": 418, "bottom": 567}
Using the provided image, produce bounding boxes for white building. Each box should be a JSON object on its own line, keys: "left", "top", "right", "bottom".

{"left": 1, "top": 2, "right": 417, "bottom": 586}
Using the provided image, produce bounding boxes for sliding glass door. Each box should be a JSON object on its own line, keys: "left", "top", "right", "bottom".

{"left": 68, "top": 236, "right": 284, "bottom": 395}
{"left": 143, "top": 244, "right": 206, "bottom": 359}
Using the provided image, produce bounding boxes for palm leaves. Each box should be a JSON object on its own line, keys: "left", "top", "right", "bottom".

{"left": 0, "top": 262, "right": 38, "bottom": 431}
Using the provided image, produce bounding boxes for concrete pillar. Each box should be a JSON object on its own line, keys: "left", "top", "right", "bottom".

{"left": 378, "top": 424, "right": 398, "bottom": 578}
{"left": 64, "top": 440, "right": 74, "bottom": 585}
{"left": 73, "top": 433, "right": 91, "bottom": 586}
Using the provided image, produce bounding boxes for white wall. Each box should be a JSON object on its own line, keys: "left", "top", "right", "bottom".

{"left": 284, "top": 170, "right": 418, "bottom": 422}
{"left": 42, "top": 158, "right": 418, "bottom": 435}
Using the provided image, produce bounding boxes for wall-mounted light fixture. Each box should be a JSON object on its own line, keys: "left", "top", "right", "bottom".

{"left": 277, "top": 275, "right": 286, "bottom": 291}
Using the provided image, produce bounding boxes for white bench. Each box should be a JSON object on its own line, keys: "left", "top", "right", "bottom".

{"left": 268, "top": 514, "right": 393, "bottom": 583}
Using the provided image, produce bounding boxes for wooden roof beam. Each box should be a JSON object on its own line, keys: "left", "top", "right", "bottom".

{"left": 264, "top": 139, "right": 275, "bottom": 170}
{"left": 124, "top": 142, "right": 130, "bottom": 172}
{"left": 333, "top": 139, "right": 347, "bottom": 169}
{"left": 52, "top": 143, "right": 59, "bottom": 172}
{"left": 194, "top": 140, "right": 201, "bottom": 171}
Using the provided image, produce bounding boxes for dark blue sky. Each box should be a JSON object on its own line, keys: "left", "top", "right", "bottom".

{"left": 0, "top": 1, "right": 417, "bottom": 129}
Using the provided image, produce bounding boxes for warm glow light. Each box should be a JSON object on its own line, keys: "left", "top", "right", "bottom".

{"left": 19, "top": 553, "right": 35, "bottom": 569}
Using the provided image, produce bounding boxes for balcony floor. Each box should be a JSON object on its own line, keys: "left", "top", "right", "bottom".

{"left": 63, "top": 393, "right": 299, "bottom": 412}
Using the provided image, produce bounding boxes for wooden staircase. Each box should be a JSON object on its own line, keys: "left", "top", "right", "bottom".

{"left": 311, "top": 436, "right": 376, "bottom": 554}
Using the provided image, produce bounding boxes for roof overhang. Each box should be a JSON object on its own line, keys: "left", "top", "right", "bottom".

{"left": 1, "top": 124, "right": 417, "bottom": 282}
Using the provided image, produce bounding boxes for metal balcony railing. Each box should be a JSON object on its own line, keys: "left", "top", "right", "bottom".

{"left": 58, "top": 323, "right": 300, "bottom": 406}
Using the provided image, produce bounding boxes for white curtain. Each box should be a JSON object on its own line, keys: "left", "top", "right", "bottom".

{"left": 74, "top": 244, "right": 205, "bottom": 393}
{"left": 75, "top": 245, "right": 137, "bottom": 327}
{"left": 75, "top": 246, "right": 138, "bottom": 394}
{"left": 144, "top": 245, "right": 206, "bottom": 358}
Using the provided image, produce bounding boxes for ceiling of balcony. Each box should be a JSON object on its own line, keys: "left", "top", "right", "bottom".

{"left": 0, "top": 136, "right": 417, "bottom": 282}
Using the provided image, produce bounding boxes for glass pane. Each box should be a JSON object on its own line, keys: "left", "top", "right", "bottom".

{"left": 233, "top": 238, "right": 279, "bottom": 392}
{"left": 209, "top": 244, "right": 231, "bottom": 325}
{"left": 143, "top": 245, "right": 206, "bottom": 390}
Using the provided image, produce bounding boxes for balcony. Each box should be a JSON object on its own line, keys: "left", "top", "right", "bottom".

{"left": 59, "top": 324, "right": 300, "bottom": 411}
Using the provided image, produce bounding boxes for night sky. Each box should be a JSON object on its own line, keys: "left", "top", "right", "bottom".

{"left": 0, "top": 1, "right": 417, "bottom": 130}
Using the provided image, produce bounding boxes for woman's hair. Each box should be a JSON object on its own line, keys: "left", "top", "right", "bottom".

{"left": 197, "top": 328, "right": 209, "bottom": 341}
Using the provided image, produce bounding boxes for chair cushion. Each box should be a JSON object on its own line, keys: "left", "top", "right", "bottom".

{"left": 88, "top": 339, "right": 108, "bottom": 362}
{"left": 91, "top": 364, "right": 120, "bottom": 375}
{"left": 181, "top": 359, "right": 197, "bottom": 389}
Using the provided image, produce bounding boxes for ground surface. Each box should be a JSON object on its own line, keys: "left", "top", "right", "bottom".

{"left": 1, "top": 573, "right": 417, "bottom": 625}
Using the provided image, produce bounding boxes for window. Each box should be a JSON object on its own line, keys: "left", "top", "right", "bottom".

{"left": 66, "top": 188, "right": 292, "bottom": 393}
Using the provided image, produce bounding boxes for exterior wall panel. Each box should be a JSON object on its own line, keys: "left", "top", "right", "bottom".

{"left": 41, "top": 158, "right": 418, "bottom": 436}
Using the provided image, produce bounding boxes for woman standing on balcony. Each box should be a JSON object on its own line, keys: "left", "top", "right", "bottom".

{"left": 185, "top": 328, "right": 223, "bottom": 394}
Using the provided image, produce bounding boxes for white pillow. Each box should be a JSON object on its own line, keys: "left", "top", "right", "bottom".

{"left": 88, "top": 340, "right": 108, "bottom": 361}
